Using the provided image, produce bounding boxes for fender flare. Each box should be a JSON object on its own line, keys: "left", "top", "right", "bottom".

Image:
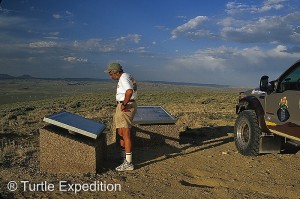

{"left": 237, "top": 96, "right": 269, "bottom": 132}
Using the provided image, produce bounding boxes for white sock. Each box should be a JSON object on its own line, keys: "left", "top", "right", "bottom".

{"left": 126, "top": 152, "right": 132, "bottom": 163}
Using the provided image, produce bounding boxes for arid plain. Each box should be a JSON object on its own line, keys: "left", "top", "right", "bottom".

{"left": 1, "top": 79, "right": 300, "bottom": 199}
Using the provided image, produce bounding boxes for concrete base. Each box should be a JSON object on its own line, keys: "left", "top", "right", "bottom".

{"left": 131, "top": 124, "right": 179, "bottom": 147}
{"left": 39, "top": 125, "right": 106, "bottom": 173}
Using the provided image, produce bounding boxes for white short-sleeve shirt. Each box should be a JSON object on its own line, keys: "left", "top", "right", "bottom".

{"left": 116, "top": 73, "right": 137, "bottom": 101}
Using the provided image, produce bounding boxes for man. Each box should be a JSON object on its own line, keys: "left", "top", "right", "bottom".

{"left": 105, "top": 63, "right": 137, "bottom": 171}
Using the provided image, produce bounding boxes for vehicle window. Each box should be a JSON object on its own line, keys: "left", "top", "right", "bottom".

{"left": 279, "top": 64, "right": 300, "bottom": 91}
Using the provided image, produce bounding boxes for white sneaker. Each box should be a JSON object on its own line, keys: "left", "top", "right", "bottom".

{"left": 115, "top": 160, "right": 134, "bottom": 171}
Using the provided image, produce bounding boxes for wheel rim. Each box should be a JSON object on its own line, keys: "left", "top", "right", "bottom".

{"left": 237, "top": 120, "right": 250, "bottom": 145}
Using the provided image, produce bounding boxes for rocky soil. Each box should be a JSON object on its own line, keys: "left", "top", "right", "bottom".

{"left": 1, "top": 88, "right": 300, "bottom": 199}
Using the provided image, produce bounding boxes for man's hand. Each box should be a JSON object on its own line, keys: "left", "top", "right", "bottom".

{"left": 121, "top": 104, "right": 130, "bottom": 112}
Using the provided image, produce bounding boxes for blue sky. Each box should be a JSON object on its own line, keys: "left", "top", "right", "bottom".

{"left": 1, "top": 0, "right": 300, "bottom": 87}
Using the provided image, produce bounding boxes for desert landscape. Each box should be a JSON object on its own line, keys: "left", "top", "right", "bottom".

{"left": 1, "top": 79, "right": 300, "bottom": 199}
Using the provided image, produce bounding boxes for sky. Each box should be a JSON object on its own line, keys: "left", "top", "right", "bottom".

{"left": 1, "top": 0, "right": 300, "bottom": 87}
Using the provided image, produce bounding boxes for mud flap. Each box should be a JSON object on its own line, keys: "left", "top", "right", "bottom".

{"left": 259, "top": 135, "right": 281, "bottom": 154}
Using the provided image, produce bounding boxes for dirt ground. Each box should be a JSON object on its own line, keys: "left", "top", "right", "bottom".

{"left": 1, "top": 125, "right": 300, "bottom": 199}
{"left": 1, "top": 90, "right": 300, "bottom": 199}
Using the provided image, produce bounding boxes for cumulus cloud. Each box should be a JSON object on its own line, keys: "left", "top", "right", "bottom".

{"left": 226, "top": 2, "right": 250, "bottom": 15}
{"left": 162, "top": 44, "right": 300, "bottom": 86}
{"left": 220, "top": 11, "right": 300, "bottom": 44}
{"left": 168, "top": 46, "right": 235, "bottom": 72}
{"left": 169, "top": 1, "right": 297, "bottom": 43}
{"left": 171, "top": 16, "right": 208, "bottom": 39}
{"left": 173, "top": 45, "right": 295, "bottom": 71}
{"left": 226, "top": 0, "right": 287, "bottom": 14}
{"left": 260, "top": 0, "right": 286, "bottom": 12}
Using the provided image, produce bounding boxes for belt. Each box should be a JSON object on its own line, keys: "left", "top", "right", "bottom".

{"left": 117, "top": 100, "right": 135, "bottom": 104}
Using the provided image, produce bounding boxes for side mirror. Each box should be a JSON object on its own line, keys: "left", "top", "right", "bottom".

{"left": 259, "top": 75, "right": 269, "bottom": 91}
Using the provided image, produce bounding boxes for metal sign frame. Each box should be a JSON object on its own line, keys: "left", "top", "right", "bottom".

{"left": 43, "top": 112, "right": 106, "bottom": 139}
{"left": 133, "top": 106, "right": 177, "bottom": 125}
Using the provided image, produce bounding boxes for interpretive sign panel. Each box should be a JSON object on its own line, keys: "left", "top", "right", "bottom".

{"left": 43, "top": 112, "right": 106, "bottom": 139}
{"left": 133, "top": 106, "right": 176, "bottom": 125}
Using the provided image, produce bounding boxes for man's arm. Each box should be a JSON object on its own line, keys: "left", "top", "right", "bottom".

{"left": 121, "top": 89, "right": 133, "bottom": 110}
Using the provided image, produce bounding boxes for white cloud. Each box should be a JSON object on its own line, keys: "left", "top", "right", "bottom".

{"left": 164, "top": 45, "right": 300, "bottom": 86}
{"left": 171, "top": 16, "right": 208, "bottom": 39}
{"left": 168, "top": 1, "right": 297, "bottom": 43}
{"left": 72, "top": 36, "right": 146, "bottom": 54}
{"left": 52, "top": 14, "right": 61, "bottom": 19}
{"left": 290, "top": 32, "right": 300, "bottom": 42}
{"left": 220, "top": 11, "right": 300, "bottom": 44}
{"left": 260, "top": 0, "right": 286, "bottom": 12}
{"left": 72, "top": 38, "right": 117, "bottom": 52}
{"left": 29, "top": 41, "right": 57, "bottom": 48}
{"left": 226, "top": 0, "right": 287, "bottom": 14}
{"left": 48, "top": 32, "right": 60, "bottom": 36}
{"left": 0, "top": 16, "right": 27, "bottom": 27}
{"left": 42, "top": 32, "right": 61, "bottom": 40}
{"left": 116, "top": 34, "right": 142, "bottom": 43}
{"left": 53, "top": 11, "right": 73, "bottom": 19}
{"left": 176, "top": 16, "right": 187, "bottom": 19}
{"left": 64, "top": 56, "right": 88, "bottom": 63}
{"left": 226, "top": 2, "right": 250, "bottom": 15}
{"left": 154, "top": 25, "right": 170, "bottom": 31}
{"left": 218, "top": 17, "right": 245, "bottom": 27}
{"left": 130, "top": 46, "right": 146, "bottom": 53}
{"left": 53, "top": 10, "right": 74, "bottom": 23}
{"left": 65, "top": 11, "right": 72, "bottom": 15}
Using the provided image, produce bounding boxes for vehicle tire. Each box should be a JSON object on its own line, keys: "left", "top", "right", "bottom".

{"left": 234, "top": 110, "right": 261, "bottom": 156}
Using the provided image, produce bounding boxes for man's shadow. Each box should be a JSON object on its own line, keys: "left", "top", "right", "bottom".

{"left": 103, "top": 125, "right": 234, "bottom": 170}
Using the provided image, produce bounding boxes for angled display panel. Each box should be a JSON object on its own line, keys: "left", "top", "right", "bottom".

{"left": 133, "top": 106, "right": 177, "bottom": 125}
{"left": 43, "top": 112, "right": 106, "bottom": 139}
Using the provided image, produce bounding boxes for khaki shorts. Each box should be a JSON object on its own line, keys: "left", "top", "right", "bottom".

{"left": 114, "top": 101, "right": 137, "bottom": 128}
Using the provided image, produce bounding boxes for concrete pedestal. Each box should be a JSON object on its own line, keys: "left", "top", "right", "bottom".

{"left": 111, "top": 124, "right": 179, "bottom": 147}
{"left": 39, "top": 125, "right": 106, "bottom": 173}
{"left": 132, "top": 124, "right": 179, "bottom": 147}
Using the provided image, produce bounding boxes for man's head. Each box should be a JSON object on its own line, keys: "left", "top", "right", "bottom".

{"left": 104, "top": 63, "right": 123, "bottom": 80}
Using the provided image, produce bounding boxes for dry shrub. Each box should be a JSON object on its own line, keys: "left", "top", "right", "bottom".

{"left": 0, "top": 145, "right": 17, "bottom": 167}
{"left": 0, "top": 138, "right": 38, "bottom": 169}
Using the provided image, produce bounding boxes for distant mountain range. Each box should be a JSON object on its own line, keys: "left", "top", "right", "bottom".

{"left": 0, "top": 74, "right": 18, "bottom": 79}
{"left": 0, "top": 74, "right": 229, "bottom": 88}
{"left": 144, "top": 80, "right": 229, "bottom": 88}
{"left": 0, "top": 74, "right": 39, "bottom": 79}
{"left": 0, "top": 74, "right": 109, "bottom": 82}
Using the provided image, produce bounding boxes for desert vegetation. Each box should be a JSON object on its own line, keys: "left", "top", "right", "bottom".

{"left": 2, "top": 80, "right": 300, "bottom": 199}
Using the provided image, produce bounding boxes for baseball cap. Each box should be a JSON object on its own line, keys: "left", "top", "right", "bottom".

{"left": 104, "top": 63, "right": 122, "bottom": 73}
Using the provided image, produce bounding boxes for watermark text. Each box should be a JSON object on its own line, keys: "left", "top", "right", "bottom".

{"left": 7, "top": 180, "right": 121, "bottom": 194}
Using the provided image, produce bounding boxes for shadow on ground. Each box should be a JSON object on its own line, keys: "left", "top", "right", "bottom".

{"left": 103, "top": 125, "right": 234, "bottom": 170}
{"left": 280, "top": 142, "right": 300, "bottom": 154}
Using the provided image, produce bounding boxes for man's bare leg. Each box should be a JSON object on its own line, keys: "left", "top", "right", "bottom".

{"left": 115, "top": 127, "right": 134, "bottom": 171}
